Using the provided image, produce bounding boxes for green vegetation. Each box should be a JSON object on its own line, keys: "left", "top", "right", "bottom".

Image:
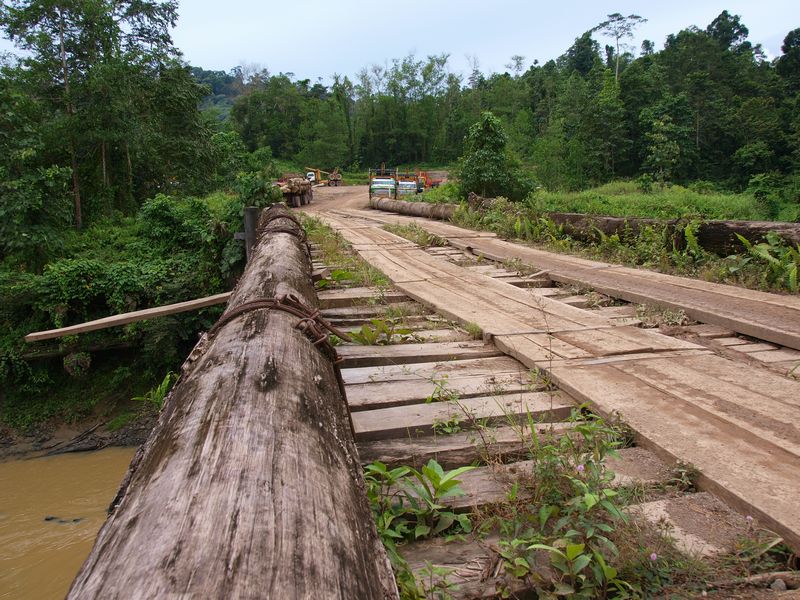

{"left": 383, "top": 224, "right": 447, "bottom": 247}
{"left": 368, "top": 405, "right": 791, "bottom": 598}
{"left": 364, "top": 459, "right": 475, "bottom": 598}
{"left": 0, "top": 190, "right": 266, "bottom": 430}
{"left": 451, "top": 199, "right": 800, "bottom": 293}
{"left": 349, "top": 319, "right": 414, "bottom": 346}
{"left": 302, "top": 216, "right": 389, "bottom": 288}
{"left": 456, "top": 112, "right": 533, "bottom": 201}
{"left": 3, "top": 3, "right": 800, "bottom": 433}
{"left": 193, "top": 12, "right": 799, "bottom": 208}
{"left": 526, "top": 181, "right": 770, "bottom": 221}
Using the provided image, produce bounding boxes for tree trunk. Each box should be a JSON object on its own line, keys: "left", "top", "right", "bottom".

{"left": 101, "top": 141, "right": 108, "bottom": 186}
{"left": 59, "top": 7, "right": 82, "bottom": 229}
{"left": 369, "top": 198, "right": 800, "bottom": 256}
{"left": 67, "top": 204, "right": 399, "bottom": 599}
{"left": 125, "top": 141, "right": 133, "bottom": 192}
{"left": 370, "top": 196, "right": 457, "bottom": 220}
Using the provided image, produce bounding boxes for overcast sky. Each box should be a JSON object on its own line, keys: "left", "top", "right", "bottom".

{"left": 2, "top": 1, "right": 796, "bottom": 81}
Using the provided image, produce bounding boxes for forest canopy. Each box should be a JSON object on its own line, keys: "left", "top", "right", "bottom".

{"left": 197, "top": 10, "right": 800, "bottom": 198}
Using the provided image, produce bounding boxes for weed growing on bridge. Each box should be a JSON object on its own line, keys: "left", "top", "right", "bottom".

{"left": 383, "top": 223, "right": 448, "bottom": 248}
{"left": 474, "top": 409, "right": 638, "bottom": 598}
{"left": 350, "top": 318, "right": 414, "bottom": 345}
{"left": 302, "top": 215, "right": 389, "bottom": 288}
{"left": 364, "top": 459, "right": 476, "bottom": 598}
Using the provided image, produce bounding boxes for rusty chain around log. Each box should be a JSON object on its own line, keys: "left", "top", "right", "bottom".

{"left": 258, "top": 209, "right": 308, "bottom": 243}
{"left": 207, "top": 294, "right": 352, "bottom": 360}
{"left": 204, "top": 295, "right": 354, "bottom": 430}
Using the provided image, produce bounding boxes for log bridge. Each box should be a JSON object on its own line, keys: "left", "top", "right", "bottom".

{"left": 66, "top": 204, "right": 398, "bottom": 599}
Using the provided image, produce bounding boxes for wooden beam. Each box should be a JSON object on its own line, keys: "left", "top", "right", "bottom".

{"left": 25, "top": 292, "right": 232, "bottom": 342}
{"left": 67, "top": 204, "right": 398, "bottom": 599}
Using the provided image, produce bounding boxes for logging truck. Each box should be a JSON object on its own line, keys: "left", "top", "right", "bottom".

{"left": 368, "top": 164, "right": 397, "bottom": 199}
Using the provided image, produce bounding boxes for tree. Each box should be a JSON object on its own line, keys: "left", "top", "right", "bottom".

{"left": 777, "top": 28, "right": 800, "bottom": 93}
{"left": 0, "top": 1, "right": 213, "bottom": 226}
{"left": 456, "top": 112, "right": 531, "bottom": 199}
{"left": 564, "top": 31, "right": 601, "bottom": 78}
{"left": 593, "top": 13, "right": 648, "bottom": 82}
{"left": 644, "top": 116, "right": 681, "bottom": 183}
{"left": 706, "top": 10, "right": 749, "bottom": 51}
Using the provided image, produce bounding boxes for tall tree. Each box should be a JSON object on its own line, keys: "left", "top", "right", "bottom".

{"left": 0, "top": 0, "right": 208, "bottom": 226}
{"left": 593, "top": 13, "right": 648, "bottom": 82}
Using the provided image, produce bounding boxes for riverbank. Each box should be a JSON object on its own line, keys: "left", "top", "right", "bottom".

{"left": 0, "top": 411, "right": 154, "bottom": 462}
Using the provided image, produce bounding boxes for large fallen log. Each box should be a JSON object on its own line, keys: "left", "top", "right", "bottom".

{"left": 370, "top": 197, "right": 800, "bottom": 255}
{"left": 68, "top": 204, "right": 398, "bottom": 599}
{"left": 369, "top": 196, "right": 456, "bottom": 220}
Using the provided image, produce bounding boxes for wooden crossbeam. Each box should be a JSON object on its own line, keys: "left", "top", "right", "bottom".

{"left": 24, "top": 292, "right": 232, "bottom": 343}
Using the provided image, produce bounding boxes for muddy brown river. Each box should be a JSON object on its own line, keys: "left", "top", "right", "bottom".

{"left": 0, "top": 447, "right": 135, "bottom": 600}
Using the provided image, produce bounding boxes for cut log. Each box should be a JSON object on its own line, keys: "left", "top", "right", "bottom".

{"left": 369, "top": 196, "right": 456, "bottom": 220}
{"left": 368, "top": 198, "right": 800, "bottom": 256}
{"left": 67, "top": 204, "right": 398, "bottom": 599}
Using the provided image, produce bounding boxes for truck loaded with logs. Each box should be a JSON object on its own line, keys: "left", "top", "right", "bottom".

{"left": 278, "top": 176, "right": 313, "bottom": 207}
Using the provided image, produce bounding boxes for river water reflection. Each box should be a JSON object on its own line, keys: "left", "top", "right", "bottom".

{"left": 0, "top": 447, "right": 135, "bottom": 600}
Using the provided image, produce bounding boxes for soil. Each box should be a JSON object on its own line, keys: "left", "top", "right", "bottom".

{"left": 0, "top": 411, "right": 156, "bottom": 462}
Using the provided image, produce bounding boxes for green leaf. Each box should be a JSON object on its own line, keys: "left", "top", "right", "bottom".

{"left": 565, "top": 543, "right": 585, "bottom": 561}
{"left": 553, "top": 583, "right": 575, "bottom": 595}
{"left": 414, "top": 523, "right": 431, "bottom": 538}
{"left": 571, "top": 553, "right": 591, "bottom": 573}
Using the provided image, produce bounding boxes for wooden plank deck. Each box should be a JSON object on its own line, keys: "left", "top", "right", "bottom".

{"left": 334, "top": 207, "right": 800, "bottom": 350}
{"left": 320, "top": 207, "right": 800, "bottom": 551}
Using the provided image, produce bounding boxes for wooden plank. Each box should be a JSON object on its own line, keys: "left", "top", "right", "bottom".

{"left": 321, "top": 302, "right": 424, "bottom": 319}
{"left": 336, "top": 341, "right": 502, "bottom": 368}
{"left": 356, "top": 423, "right": 575, "bottom": 469}
{"left": 442, "top": 234, "right": 800, "bottom": 350}
{"left": 317, "top": 287, "right": 408, "bottom": 308}
{"left": 491, "top": 275, "right": 554, "bottom": 288}
{"left": 341, "top": 356, "right": 525, "bottom": 385}
{"left": 680, "top": 324, "right": 736, "bottom": 338}
{"left": 748, "top": 348, "right": 800, "bottom": 364}
{"left": 346, "top": 374, "right": 540, "bottom": 411}
{"left": 731, "top": 342, "right": 781, "bottom": 353}
{"left": 594, "top": 305, "right": 637, "bottom": 318}
{"left": 714, "top": 337, "right": 750, "bottom": 346}
{"left": 615, "top": 356, "right": 800, "bottom": 458}
{"left": 548, "top": 361, "right": 800, "bottom": 550}
{"left": 25, "top": 292, "right": 231, "bottom": 342}
{"left": 352, "top": 390, "right": 574, "bottom": 441}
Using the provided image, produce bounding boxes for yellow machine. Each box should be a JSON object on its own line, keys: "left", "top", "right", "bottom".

{"left": 305, "top": 167, "right": 343, "bottom": 186}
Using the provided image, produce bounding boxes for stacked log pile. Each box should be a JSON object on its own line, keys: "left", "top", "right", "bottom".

{"left": 280, "top": 177, "right": 313, "bottom": 207}
{"left": 279, "top": 177, "right": 312, "bottom": 195}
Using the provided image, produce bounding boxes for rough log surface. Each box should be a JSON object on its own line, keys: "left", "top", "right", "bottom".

{"left": 68, "top": 204, "right": 398, "bottom": 599}
{"left": 370, "top": 197, "right": 800, "bottom": 255}
{"left": 369, "top": 196, "right": 456, "bottom": 220}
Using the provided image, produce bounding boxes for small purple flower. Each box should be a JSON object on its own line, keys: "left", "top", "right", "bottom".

{"left": 746, "top": 515, "right": 753, "bottom": 523}
{"left": 576, "top": 464, "right": 585, "bottom": 473}
{"left": 649, "top": 552, "right": 658, "bottom": 562}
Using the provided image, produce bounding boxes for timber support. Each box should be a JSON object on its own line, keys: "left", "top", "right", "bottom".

{"left": 67, "top": 203, "right": 398, "bottom": 599}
